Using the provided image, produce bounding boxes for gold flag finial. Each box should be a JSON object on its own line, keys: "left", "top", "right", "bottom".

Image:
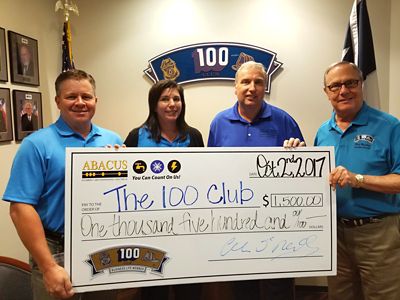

{"left": 55, "top": 0, "right": 79, "bottom": 22}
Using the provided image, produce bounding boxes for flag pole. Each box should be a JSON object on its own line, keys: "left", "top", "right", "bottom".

{"left": 342, "top": 0, "right": 380, "bottom": 108}
{"left": 55, "top": 0, "right": 79, "bottom": 72}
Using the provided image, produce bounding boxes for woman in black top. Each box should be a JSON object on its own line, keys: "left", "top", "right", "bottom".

{"left": 124, "top": 80, "right": 203, "bottom": 300}
{"left": 124, "top": 80, "right": 203, "bottom": 148}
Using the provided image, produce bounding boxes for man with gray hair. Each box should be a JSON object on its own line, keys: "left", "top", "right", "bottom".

{"left": 21, "top": 100, "right": 38, "bottom": 131}
{"left": 315, "top": 61, "right": 400, "bottom": 300}
{"left": 208, "top": 61, "right": 305, "bottom": 299}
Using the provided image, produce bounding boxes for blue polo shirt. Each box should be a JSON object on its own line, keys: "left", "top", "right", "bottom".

{"left": 314, "top": 102, "right": 400, "bottom": 218}
{"left": 138, "top": 126, "right": 190, "bottom": 147}
{"left": 208, "top": 101, "right": 304, "bottom": 147}
{"left": 2, "top": 117, "right": 122, "bottom": 233}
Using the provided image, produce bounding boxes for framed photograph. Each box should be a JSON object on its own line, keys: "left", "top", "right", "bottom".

{"left": 0, "top": 88, "right": 13, "bottom": 142}
{"left": 8, "top": 31, "right": 39, "bottom": 86}
{"left": 13, "top": 90, "right": 42, "bottom": 141}
{"left": 0, "top": 27, "right": 8, "bottom": 82}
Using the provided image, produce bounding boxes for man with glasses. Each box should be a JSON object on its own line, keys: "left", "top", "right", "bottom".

{"left": 315, "top": 61, "right": 400, "bottom": 300}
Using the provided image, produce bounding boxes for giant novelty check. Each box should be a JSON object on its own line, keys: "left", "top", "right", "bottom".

{"left": 65, "top": 147, "right": 336, "bottom": 292}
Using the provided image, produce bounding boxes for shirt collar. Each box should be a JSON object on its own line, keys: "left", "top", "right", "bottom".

{"left": 350, "top": 101, "right": 369, "bottom": 125}
{"left": 54, "top": 117, "right": 101, "bottom": 139}
{"left": 328, "top": 101, "right": 368, "bottom": 130}
{"left": 142, "top": 126, "right": 185, "bottom": 143}
{"left": 227, "top": 101, "right": 271, "bottom": 123}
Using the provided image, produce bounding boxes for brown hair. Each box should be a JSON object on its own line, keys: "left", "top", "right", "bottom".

{"left": 143, "top": 80, "right": 189, "bottom": 142}
{"left": 55, "top": 69, "right": 96, "bottom": 96}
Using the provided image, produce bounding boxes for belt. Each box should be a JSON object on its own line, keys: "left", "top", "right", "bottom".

{"left": 338, "top": 215, "right": 386, "bottom": 227}
{"left": 44, "top": 229, "right": 64, "bottom": 244}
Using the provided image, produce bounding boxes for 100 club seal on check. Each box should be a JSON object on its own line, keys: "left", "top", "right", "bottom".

{"left": 65, "top": 147, "right": 336, "bottom": 292}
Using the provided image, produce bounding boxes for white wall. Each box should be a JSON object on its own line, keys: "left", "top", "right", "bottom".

{"left": 390, "top": 0, "right": 400, "bottom": 118}
{"left": 0, "top": 0, "right": 396, "bottom": 288}
{"left": 0, "top": 0, "right": 61, "bottom": 261}
{"left": 71, "top": 0, "right": 392, "bottom": 146}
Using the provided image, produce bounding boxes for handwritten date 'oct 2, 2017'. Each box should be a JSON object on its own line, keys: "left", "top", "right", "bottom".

{"left": 256, "top": 154, "right": 326, "bottom": 178}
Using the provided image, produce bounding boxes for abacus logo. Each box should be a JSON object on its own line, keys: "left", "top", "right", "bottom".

{"left": 81, "top": 170, "right": 128, "bottom": 179}
{"left": 81, "top": 160, "right": 128, "bottom": 179}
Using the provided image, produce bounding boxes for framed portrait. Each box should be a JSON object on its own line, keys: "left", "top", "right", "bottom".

{"left": 13, "top": 90, "right": 42, "bottom": 141}
{"left": 8, "top": 31, "right": 39, "bottom": 86}
{"left": 0, "top": 27, "right": 8, "bottom": 82}
{"left": 0, "top": 88, "right": 13, "bottom": 142}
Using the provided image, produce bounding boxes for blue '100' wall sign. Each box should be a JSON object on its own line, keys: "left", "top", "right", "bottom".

{"left": 144, "top": 42, "right": 282, "bottom": 94}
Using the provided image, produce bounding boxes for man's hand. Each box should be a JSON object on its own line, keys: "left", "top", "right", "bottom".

{"left": 105, "top": 144, "right": 126, "bottom": 149}
{"left": 329, "top": 166, "right": 358, "bottom": 190}
{"left": 43, "top": 264, "right": 75, "bottom": 299}
{"left": 283, "top": 138, "right": 306, "bottom": 148}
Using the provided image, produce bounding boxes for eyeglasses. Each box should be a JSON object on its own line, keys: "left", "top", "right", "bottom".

{"left": 326, "top": 79, "right": 360, "bottom": 92}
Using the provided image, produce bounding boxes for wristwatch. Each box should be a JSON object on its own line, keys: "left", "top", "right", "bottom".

{"left": 355, "top": 174, "right": 364, "bottom": 188}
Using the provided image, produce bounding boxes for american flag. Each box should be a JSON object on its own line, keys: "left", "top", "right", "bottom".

{"left": 62, "top": 20, "right": 75, "bottom": 72}
{"left": 342, "top": 0, "right": 379, "bottom": 108}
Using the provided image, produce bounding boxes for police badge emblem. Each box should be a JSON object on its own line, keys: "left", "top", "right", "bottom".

{"left": 100, "top": 251, "right": 111, "bottom": 266}
{"left": 160, "top": 58, "right": 180, "bottom": 80}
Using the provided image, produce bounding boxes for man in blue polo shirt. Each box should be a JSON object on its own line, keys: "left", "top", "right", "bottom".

{"left": 208, "top": 62, "right": 304, "bottom": 149}
{"left": 3, "top": 70, "right": 122, "bottom": 300}
{"left": 208, "top": 61, "right": 304, "bottom": 300}
{"left": 314, "top": 61, "right": 400, "bottom": 300}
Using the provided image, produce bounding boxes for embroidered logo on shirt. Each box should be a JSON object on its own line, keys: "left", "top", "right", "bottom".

{"left": 354, "top": 134, "right": 374, "bottom": 149}
{"left": 259, "top": 128, "right": 278, "bottom": 137}
{"left": 354, "top": 134, "right": 374, "bottom": 143}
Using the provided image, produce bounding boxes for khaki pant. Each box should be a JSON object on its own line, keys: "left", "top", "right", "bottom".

{"left": 30, "top": 237, "right": 118, "bottom": 300}
{"left": 329, "top": 214, "right": 400, "bottom": 300}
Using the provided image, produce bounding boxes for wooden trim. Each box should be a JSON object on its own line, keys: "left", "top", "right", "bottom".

{"left": 0, "top": 256, "right": 31, "bottom": 272}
